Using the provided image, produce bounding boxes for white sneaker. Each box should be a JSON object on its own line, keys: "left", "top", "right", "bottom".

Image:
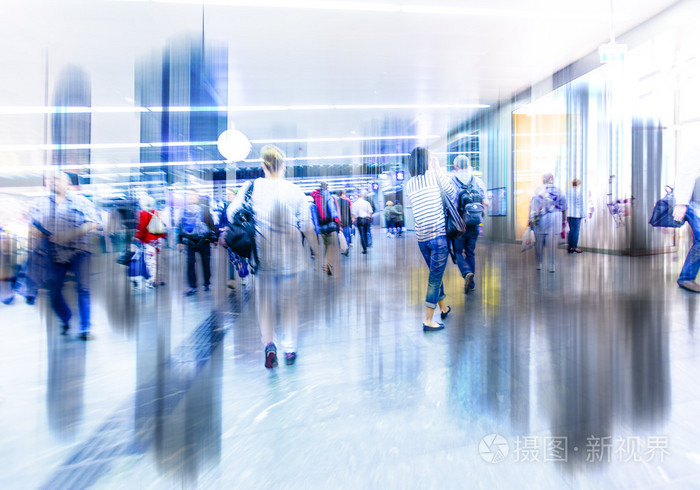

{"left": 678, "top": 280, "right": 700, "bottom": 293}
{"left": 536, "top": 263, "right": 542, "bottom": 270}
{"left": 227, "top": 280, "right": 236, "bottom": 289}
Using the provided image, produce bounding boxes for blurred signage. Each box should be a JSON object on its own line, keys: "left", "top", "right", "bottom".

{"left": 599, "top": 42, "right": 627, "bottom": 64}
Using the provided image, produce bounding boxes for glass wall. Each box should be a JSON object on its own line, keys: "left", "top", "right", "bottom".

{"left": 471, "top": 5, "right": 700, "bottom": 256}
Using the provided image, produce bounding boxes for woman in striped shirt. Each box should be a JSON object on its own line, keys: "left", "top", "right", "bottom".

{"left": 405, "top": 148, "right": 455, "bottom": 332}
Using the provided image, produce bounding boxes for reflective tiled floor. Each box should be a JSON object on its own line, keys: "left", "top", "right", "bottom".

{"left": 1, "top": 232, "right": 699, "bottom": 489}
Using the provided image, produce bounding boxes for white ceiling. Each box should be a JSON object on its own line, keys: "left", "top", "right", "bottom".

{"left": 0, "top": 0, "right": 683, "bottom": 168}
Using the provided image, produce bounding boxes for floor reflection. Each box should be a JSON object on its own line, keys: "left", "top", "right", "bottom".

{"left": 2, "top": 237, "right": 698, "bottom": 489}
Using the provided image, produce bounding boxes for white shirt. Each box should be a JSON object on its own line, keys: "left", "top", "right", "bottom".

{"left": 228, "top": 177, "right": 313, "bottom": 275}
{"left": 352, "top": 198, "right": 373, "bottom": 219}
{"left": 676, "top": 121, "right": 700, "bottom": 205}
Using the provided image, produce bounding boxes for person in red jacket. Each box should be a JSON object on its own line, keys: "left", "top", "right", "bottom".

{"left": 134, "top": 195, "right": 168, "bottom": 288}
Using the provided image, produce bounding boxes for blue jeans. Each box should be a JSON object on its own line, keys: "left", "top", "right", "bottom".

{"left": 454, "top": 225, "right": 479, "bottom": 287}
{"left": 567, "top": 217, "right": 582, "bottom": 250}
{"left": 417, "top": 236, "right": 449, "bottom": 308}
{"left": 342, "top": 226, "right": 352, "bottom": 245}
{"left": 50, "top": 252, "right": 91, "bottom": 332}
{"left": 228, "top": 257, "right": 235, "bottom": 280}
{"left": 679, "top": 200, "right": 700, "bottom": 283}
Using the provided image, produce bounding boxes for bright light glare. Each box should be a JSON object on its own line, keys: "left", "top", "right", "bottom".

{"left": 0, "top": 103, "right": 487, "bottom": 116}
{"left": 149, "top": 0, "right": 615, "bottom": 21}
{"left": 0, "top": 135, "right": 441, "bottom": 152}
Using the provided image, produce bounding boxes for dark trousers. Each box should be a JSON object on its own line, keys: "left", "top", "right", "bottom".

{"left": 50, "top": 252, "right": 91, "bottom": 332}
{"left": 567, "top": 217, "right": 582, "bottom": 250}
{"left": 356, "top": 219, "right": 370, "bottom": 252}
{"left": 454, "top": 225, "right": 479, "bottom": 287}
{"left": 187, "top": 241, "right": 211, "bottom": 289}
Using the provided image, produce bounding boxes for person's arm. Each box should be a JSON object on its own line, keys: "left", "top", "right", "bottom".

{"left": 326, "top": 194, "right": 339, "bottom": 221}
{"left": 477, "top": 177, "right": 489, "bottom": 209}
{"left": 29, "top": 199, "right": 50, "bottom": 238}
{"left": 203, "top": 206, "right": 217, "bottom": 244}
{"left": 298, "top": 194, "right": 320, "bottom": 267}
{"left": 204, "top": 207, "right": 215, "bottom": 231}
{"left": 177, "top": 207, "right": 186, "bottom": 250}
{"left": 561, "top": 192, "right": 568, "bottom": 228}
{"left": 673, "top": 163, "right": 699, "bottom": 220}
{"left": 528, "top": 193, "right": 540, "bottom": 228}
{"left": 436, "top": 169, "right": 456, "bottom": 199}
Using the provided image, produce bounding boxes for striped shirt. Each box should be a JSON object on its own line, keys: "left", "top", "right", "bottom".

{"left": 405, "top": 169, "right": 456, "bottom": 242}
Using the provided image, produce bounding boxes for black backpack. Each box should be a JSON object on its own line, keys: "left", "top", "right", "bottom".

{"left": 456, "top": 177, "right": 485, "bottom": 226}
{"left": 224, "top": 181, "right": 259, "bottom": 273}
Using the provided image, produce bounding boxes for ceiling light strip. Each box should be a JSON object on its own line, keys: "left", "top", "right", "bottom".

{"left": 0, "top": 103, "right": 488, "bottom": 116}
{"left": 0, "top": 135, "right": 439, "bottom": 152}
{"left": 149, "top": 0, "right": 615, "bottom": 20}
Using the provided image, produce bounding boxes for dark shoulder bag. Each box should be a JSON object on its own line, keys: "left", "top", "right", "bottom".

{"left": 438, "top": 178, "right": 466, "bottom": 240}
{"left": 438, "top": 177, "right": 466, "bottom": 264}
{"left": 649, "top": 186, "right": 686, "bottom": 228}
{"left": 224, "top": 181, "right": 259, "bottom": 273}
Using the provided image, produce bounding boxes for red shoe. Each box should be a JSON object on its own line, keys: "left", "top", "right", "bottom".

{"left": 265, "top": 343, "right": 278, "bottom": 368}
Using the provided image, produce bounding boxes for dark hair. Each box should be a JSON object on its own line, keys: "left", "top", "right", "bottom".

{"left": 408, "top": 147, "right": 429, "bottom": 177}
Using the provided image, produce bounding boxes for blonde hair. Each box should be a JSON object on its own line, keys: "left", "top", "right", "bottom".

{"left": 261, "top": 144, "right": 285, "bottom": 174}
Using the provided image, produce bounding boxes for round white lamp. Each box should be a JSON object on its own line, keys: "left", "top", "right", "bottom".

{"left": 217, "top": 129, "right": 251, "bottom": 162}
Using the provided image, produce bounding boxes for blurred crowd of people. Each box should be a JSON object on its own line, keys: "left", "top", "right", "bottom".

{"left": 0, "top": 144, "right": 697, "bottom": 365}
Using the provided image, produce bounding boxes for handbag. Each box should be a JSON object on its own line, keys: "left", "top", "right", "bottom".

{"left": 319, "top": 222, "right": 338, "bottom": 235}
{"left": 650, "top": 186, "right": 686, "bottom": 228}
{"left": 224, "top": 181, "right": 259, "bottom": 273}
{"left": 127, "top": 248, "right": 150, "bottom": 278}
{"left": 338, "top": 228, "right": 348, "bottom": 253}
{"left": 116, "top": 249, "right": 135, "bottom": 265}
{"left": 147, "top": 211, "right": 166, "bottom": 235}
{"left": 521, "top": 227, "right": 535, "bottom": 252}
